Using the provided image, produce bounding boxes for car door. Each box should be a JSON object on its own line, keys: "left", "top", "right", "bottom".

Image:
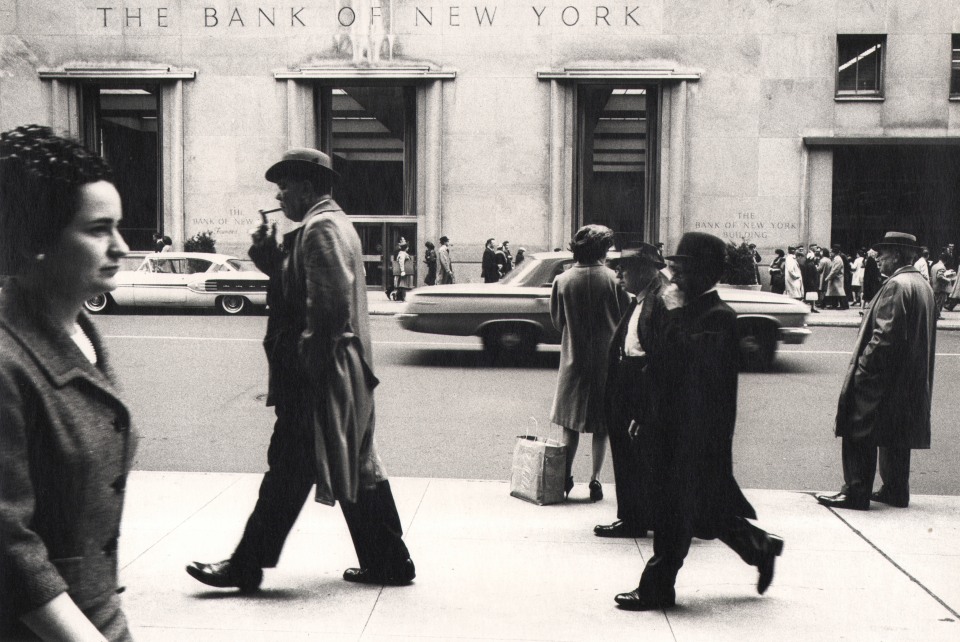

{"left": 134, "top": 257, "right": 189, "bottom": 305}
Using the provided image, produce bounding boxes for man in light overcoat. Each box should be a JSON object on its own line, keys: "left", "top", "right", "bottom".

{"left": 437, "top": 235, "right": 454, "bottom": 284}
{"left": 817, "top": 231, "right": 936, "bottom": 510}
{"left": 186, "top": 148, "right": 415, "bottom": 591}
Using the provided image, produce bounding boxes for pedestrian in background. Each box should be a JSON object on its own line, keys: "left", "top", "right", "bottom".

{"left": 817, "top": 232, "right": 936, "bottom": 511}
{"left": 501, "top": 240, "right": 514, "bottom": 274}
{"left": 824, "top": 246, "right": 847, "bottom": 309}
{"left": 914, "top": 248, "right": 931, "bottom": 283}
{"left": 187, "top": 147, "right": 414, "bottom": 593}
{"left": 550, "top": 225, "right": 629, "bottom": 501}
{"left": 615, "top": 232, "right": 783, "bottom": 611}
{"left": 0, "top": 125, "right": 136, "bottom": 641}
{"left": 437, "top": 235, "right": 454, "bottom": 284}
{"left": 768, "top": 248, "right": 785, "bottom": 294}
{"left": 784, "top": 246, "right": 804, "bottom": 300}
{"left": 423, "top": 241, "right": 437, "bottom": 286}
{"left": 481, "top": 238, "right": 500, "bottom": 283}
{"left": 514, "top": 247, "right": 526, "bottom": 269}
{"left": 861, "top": 249, "right": 882, "bottom": 310}
{"left": 850, "top": 248, "right": 865, "bottom": 305}
{"left": 801, "top": 248, "right": 820, "bottom": 313}
{"left": 817, "top": 248, "right": 831, "bottom": 308}
{"left": 594, "top": 243, "right": 668, "bottom": 539}
{"left": 931, "top": 251, "right": 954, "bottom": 320}
{"left": 394, "top": 240, "right": 414, "bottom": 301}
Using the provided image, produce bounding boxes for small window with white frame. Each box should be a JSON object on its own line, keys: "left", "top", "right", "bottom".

{"left": 836, "top": 35, "right": 886, "bottom": 99}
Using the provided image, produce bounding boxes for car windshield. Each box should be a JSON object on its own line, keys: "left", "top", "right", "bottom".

{"left": 500, "top": 255, "right": 574, "bottom": 287}
{"left": 500, "top": 256, "right": 542, "bottom": 285}
{"left": 226, "top": 259, "right": 262, "bottom": 273}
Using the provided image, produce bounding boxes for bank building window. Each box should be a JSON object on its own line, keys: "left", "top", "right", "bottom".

{"left": 951, "top": 35, "right": 960, "bottom": 98}
{"left": 81, "top": 85, "right": 161, "bottom": 251}
{"left": 315, "top": 85, "right": 416, "bottom": 288}
{"left": 836, "top": 34, "right": 886, "bottom": 98}
{"left": 577, "top": 86, "right": 657, "bottom": 240}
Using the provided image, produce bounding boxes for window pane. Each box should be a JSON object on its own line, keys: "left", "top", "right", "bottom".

{"left": 86, "top": 86, "right": 160, "bottom": 250}
{"left": 951, "top": 35, "right": 960, "bottom": 96}
{"left": 330, "top": 86, "right": 406, "bottom": 216}
{"left": 580, "top": 86, "right": 647, "bottom": 239}
{"left": 837, "top": 36, "right": 884, "bottom": 95}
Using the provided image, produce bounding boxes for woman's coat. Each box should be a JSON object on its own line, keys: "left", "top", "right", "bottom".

{"left": 550, "top": 263, "right": 629, "bottom": 432}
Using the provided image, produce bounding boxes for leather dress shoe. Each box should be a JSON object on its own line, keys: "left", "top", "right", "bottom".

{"left": 593, "top": 520, "right": 648, "bottom": 539}
{"left": 186, "top": 559, "right": 263, "bottom": 593}
{"left": 816, "top": 492, "right": 869, "bottom": 511}
{"left": 343, "top": 558, "right": 416, "bottom": 586}
{"left": 757, "top": 535, "right": 784, "bottom": 595}
{"left": 614, "top": 588, "right": 676, "bottom": 611}
{"left": 871, "top": 490, "right": 909, "bottom": 508}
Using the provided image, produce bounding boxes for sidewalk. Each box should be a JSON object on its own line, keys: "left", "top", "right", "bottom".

{"left": 120, "top": 472, "right": 959, "bottom": 641}
{"left": 367, "top": 291, "right": 960, "bottom": 330}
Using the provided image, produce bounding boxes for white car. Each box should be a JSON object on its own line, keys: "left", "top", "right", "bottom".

{"left": 84, "top": 252, "right": 268, "bottom": 315}
{"left": 397, "top": 251, "right": 811, "bottom": 370}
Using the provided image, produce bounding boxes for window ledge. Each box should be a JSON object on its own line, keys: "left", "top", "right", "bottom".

{"left": 834, "top": 95, "right": 884, "bottom": 102}
{"left": 39, "top": 66, "right": 196, "bottom": 80}
{"left": 949, "top": 95, "right": 960, "bottom": 101}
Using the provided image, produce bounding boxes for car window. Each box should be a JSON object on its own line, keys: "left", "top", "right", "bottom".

{"left": 183, "top": 259, "right": 213, "bottom": 274}
{"left": 228, "top": 259, "right": 262, "bottom": 273}
{"left": 138, "top": 260, "right": 153, "bottom": 273}
{"left": 153, "top": 259, "right": 174, "bottom": 273}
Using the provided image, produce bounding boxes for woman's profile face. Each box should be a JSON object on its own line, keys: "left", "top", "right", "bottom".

{"left": 40, "top": 180, "right": 128, "bottom": 301}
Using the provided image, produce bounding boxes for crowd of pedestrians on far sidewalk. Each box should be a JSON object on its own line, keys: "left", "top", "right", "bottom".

{"left": 0, "top": 121, "right": 946, "bottom": 640}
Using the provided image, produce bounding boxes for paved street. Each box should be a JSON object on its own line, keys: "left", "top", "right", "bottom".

{"left": 96, "top": 310, "right": 960, "bottom": 494}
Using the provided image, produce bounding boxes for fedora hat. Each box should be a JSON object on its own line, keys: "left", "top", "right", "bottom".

{"left": 618, "top": 242, "right": 666, "bottom": 269}
{"left": 666, "top": 232, "right": 727, "bottom": 272}
{"left": 872, "top": 231, "right": 918, "bottom": 251}
{"left": 265, "top": 147, "right": 338, "bottom": 182}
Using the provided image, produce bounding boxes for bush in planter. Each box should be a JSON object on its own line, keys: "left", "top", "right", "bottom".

{"left": 722, "top": 240, "right": 758, "bottom": 286}
{"left": 184, "top": 230, "right": 216, "bottom": 253}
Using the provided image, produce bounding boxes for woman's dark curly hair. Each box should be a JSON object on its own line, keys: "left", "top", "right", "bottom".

{"left": 0, "top": 124, "right": 113, "bottom": 275}
{"left": 569, "top": 224, "right": 614, "bottom": 263}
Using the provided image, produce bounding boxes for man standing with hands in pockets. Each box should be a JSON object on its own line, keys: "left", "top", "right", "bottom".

{"left": 186, "top": 148, "right": 415, "bottom": 592}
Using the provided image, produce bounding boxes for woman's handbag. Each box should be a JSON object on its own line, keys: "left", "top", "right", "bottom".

{"left": 510, "top": 419, "right": 567, "bottom": 505}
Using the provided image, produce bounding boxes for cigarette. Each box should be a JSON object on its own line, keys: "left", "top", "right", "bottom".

{"left": 258, "top": 207, "right": 282, "bottom": 223}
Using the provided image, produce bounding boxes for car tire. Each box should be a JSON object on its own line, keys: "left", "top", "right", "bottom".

{"left": 83, "top": 293, "right": 113, "bottom": 314}
{"left": 481, "top": 324, "right": 538, "bottom": 359}
{"left": 218, "top": 295, "right": 247, "bottom": 315}
{"left": 738, "top": 321, "right": 777, "bottom": 371}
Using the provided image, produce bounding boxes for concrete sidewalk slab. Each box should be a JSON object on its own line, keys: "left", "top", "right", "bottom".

{"left": 119, "top": 472, "right": 959, "bottom": 641}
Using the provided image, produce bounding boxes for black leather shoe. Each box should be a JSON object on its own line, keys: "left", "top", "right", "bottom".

{"left": 871, "top": 490, "right": 909, "bottom": 508}
{"left": 186, "top": 559, "right": 262, "bottom": 592}
{"left": 589, "top": 480, "right": 603, "bottom": 502}
{"left": 757, "top": 535, "right": 784, "bottom": 595}
{"left": 343, "top": 558, "right": 416, "bottom": 586}
{"left": 816, "top": 492, "right": 869, "bottom": 511}
{"left": 614, "top": 588, "right": 676, "bottom": 611}
{"left": 594, "top": 520, "right": 648, "bottom": 539}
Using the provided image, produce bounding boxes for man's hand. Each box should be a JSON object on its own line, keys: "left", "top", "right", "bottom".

{"left": 661, "top": 283, "right": 686, "bottom": 310}
{"left": 628, "top": 420, "right": 640, "bottom": 440}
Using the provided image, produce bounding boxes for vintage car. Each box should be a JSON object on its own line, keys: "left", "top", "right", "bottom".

{"left": 396, "top": 251, "right": 811, "bottom": 370}
{"left": 83, "top": 252, "right": 268, "bottom": 315}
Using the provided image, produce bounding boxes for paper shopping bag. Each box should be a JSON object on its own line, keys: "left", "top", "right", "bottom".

{"left": 509, "top": 435, "right": 567, "bottom": 505}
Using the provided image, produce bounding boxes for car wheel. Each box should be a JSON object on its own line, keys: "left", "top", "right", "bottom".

{"left": 738, "top": 321, "right": 777, "bottom": 371}
{"left": 218, "top": 295, "right": 247, "bottom": 315}
{"left": 83, "top": 293, "right": 112, "bottom": 314}
{"left": 481, "top": 324, "right": 538, "bottom": 359}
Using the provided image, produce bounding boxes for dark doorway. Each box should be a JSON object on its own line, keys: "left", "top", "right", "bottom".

{"left": 832, "top": 145, "right": 960, "bottom": 254}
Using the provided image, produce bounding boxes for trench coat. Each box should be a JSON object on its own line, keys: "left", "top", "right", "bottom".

{"left": 0, "top": 279, "right": 135, "bottom": 640}
{"left": 835, "top": 266, "right": 936, "bottom": 448}
{"left": 437, "top": 245, "right": 454, "bottom": 284}
{"left": 550, "top": 263, "right": 630, "bottom": 433}
{"left": 784, "top": 254, "right": 804, "bottom": 299}
{"left": 252, "top": 198, "right": 386, "bottom": 506}
{"left": 825, "top": 256, "right": 845, "bottom": 297}
{"left": 640, "top": 289, "right": 756, "bottom": 539}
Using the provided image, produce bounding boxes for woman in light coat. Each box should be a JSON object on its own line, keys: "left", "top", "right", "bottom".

{"left": 784, "top": 248, "right": 804, "bottom": 299}
{"left": 550, "top": 225, "right": 630, "bottom": 501}
{"left": 0, "top": 125, "right": 135, "bottom": 641}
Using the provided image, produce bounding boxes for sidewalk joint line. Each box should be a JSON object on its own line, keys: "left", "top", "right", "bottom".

{"left": 826, "top": 504, "right": 959, "bottom": 621}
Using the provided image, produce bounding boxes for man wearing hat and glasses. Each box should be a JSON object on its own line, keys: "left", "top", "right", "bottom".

{"left": 615, "top": 232, "right": 783, "bottom": 611}
{"left": 594, "top": 242, "right": 668, "bottom": 539}
{"left": 186, "top": 148, "right": 415, "bottom": 592}
{"left": 817, "top": 231, "right": 936, "bottom": 511}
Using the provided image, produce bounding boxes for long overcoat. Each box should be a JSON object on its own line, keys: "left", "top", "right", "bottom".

{"left": 825, "top": 255, "right": 846, "bottom": 297}
{"left": 252, "top": 198, "right": 386, "bottom": 506}
{"left": 0, "top": 280, "right": 135, "bottom": 640}
{"left": 550, "top": 263, "right": 629, "bottom": 433}
{"left": 835, "top": 266, "right": 936, "bottom": 448}
{"left": 784, "top": 254, "right": 804, "bottom": 299}
{"left": 641, "top": 289, "right": 756, "bottom": 539}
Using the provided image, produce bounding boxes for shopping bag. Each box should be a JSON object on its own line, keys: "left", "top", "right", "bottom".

{"left": 509, "top": 435, "right": 567, "bottom": 505}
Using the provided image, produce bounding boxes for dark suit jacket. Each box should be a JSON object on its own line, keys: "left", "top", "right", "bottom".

{"left": 0, "top": 279, "right": 135, "bottom": 633}
{"left": 644, "top": 289, "right": 755, "bottom": 538}
{"left": 481, "top": 248, "right": 500, "bottom": 282}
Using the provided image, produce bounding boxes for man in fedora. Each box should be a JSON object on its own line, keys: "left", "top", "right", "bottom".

{"left": 595, "top": 243, "right": 669, "bottom": 539}
{"left": 186, "top": 147, "right": 415, "bottom": 591}
{"left": 615, "top": 232, "right": 783, "bottom": 611}
{"left": 817, "top": 231, "right": 936, "bottom": 510}
{"left": 437, "top": 235, "right": 454, "bottom": 284}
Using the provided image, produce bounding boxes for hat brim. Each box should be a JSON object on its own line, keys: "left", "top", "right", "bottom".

{"left": 871, "top": 241, "right": 918, "bottom": 251}
{"left": 265, "top": 158, "right": 339, "bottom": 183}
{"left": 618, "top": 254, "right": 666, "bottom": 269}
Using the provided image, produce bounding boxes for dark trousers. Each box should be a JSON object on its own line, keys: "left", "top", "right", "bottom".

{"left": 841, "top": 437, "right": 911, "bottom": 503}
{"left": 638, "top": 516, "right": 774, "bottom": 599}
{"left": 231, "top": 405, "right": 409, "bottom": 573}
{"left": 607, "top": 359, "right": 647, "bottom": 528}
